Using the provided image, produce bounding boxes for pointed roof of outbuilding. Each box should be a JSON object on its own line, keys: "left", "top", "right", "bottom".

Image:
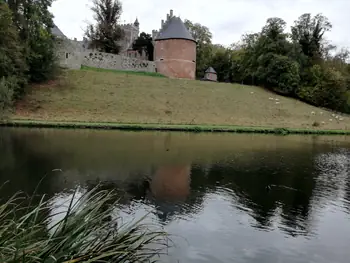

{"left": 51, "top": 24, "right": 66, "bottom": 38}
{"left": 205, "top": 67, "right": 217, "bottom": 74}
{"left": 155, "top": 16, "right": 195, "bottom": 42}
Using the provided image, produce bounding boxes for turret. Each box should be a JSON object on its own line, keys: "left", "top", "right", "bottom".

{"left": 134, "top": 17, "right": 139, "bottom": 27}
{"left": 154, "top": 11, "right": 196, "bottom": 79}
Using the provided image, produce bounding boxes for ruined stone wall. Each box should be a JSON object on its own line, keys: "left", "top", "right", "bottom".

{"left": 154, "top": 39, "right": 196, "bottom": 79}
{"left": 55, "top": 38, "right": 155, "bottom": 72}
{"left": 82, "top": 51, "right": 156, "bottom": 72}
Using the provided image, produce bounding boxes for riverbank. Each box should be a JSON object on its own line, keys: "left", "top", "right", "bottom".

{"left": 8, "top": 67, "right": 350, "bottom": 133}
{"left": 2, "top": 119, "right": 350, "bottom": 135}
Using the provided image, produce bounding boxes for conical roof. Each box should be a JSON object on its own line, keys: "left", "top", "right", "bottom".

{"left": 205, "top": 67, "right": 217, "bottom": 74}
{"left": 134, "top": 17, "right": 139, "bottom": 27}
{"left": 155, "top": 17, "right": 195, "bottom": 42}
{"left": 52, "top": 24, "right": 66, "bottom": 38}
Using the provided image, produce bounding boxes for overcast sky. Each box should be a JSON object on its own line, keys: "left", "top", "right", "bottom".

{"left": 51, "top": 0, "right": 349, "bottom": 48}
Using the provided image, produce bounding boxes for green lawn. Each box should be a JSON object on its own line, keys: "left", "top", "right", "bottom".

{"left": 10, "top": 68, "right": 350, "bottom": 132}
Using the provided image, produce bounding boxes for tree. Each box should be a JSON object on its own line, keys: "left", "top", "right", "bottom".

{"left": 85, "top": 0, "right": 125, "bottom": 54}
{"left": 132, "top": 32, "right": 154, "bottom": 61}
{"left": 5, "top": 0, "right": 57, "bottom": 83}
{"left": 184, "top": 19, "right": 213, "bottom": 78}
{"left": 291, "top": 13, "right": 332, "bottom": 65}
{"left": 209, "top": 45, "right": 233, "bottom": 82}
{"left": 0, "top": 1, "right": 26, "bottom": 114}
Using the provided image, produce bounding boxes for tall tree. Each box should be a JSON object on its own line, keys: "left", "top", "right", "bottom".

{"left": 85, "top": 0, "right": 125, "bottom": 54}
{"left": 291, "top": 13, "right": 332, "bottom": 64}
{"left": 184, "top": 20, "right": 213, "bottom": 78}
{"left": 132, "top": 32, "right": 154, "bottom": 61}
{"left": 5, "top": 0, "right": 57, "bottom": 83}
{"left": 0, "top": 1, "right": 28, "bottom": 115}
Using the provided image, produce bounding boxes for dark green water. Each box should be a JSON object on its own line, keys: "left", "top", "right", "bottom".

{"left": 1, "top": 128, "right": 350, "bottom": 263}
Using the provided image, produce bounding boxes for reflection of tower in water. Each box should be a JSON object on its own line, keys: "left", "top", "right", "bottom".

{"left": 149, "top": 165, "right": 191, "bottom": 223}
{"left": 151, "top": 165, "right": 191, "bottom": 201}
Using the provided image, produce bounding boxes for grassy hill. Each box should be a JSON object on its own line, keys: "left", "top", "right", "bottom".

{"left": 11, "top": 67, "right": 350, "bottom": 132}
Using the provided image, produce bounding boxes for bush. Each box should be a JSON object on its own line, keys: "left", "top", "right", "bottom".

{"left": 297, "top": 65, "right": 348, "bottom": 112}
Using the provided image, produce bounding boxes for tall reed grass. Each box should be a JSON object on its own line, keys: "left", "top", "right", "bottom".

{"left": 0, "top": 187, "right": 169, "bottom": 262}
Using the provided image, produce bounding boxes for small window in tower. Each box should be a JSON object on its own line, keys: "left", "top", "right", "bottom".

{"left": 160, "top": 58, "right": 164, "bottom": 61}
{"left": 66, "top": 53, "right": 69, "bottom": 59}
{"left": 192, "top": 60, "right": 196, "bottom": 63}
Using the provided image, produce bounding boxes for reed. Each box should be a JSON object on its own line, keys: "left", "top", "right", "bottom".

{"left": 0, "top": 187, "right": 169, "bottom": 262}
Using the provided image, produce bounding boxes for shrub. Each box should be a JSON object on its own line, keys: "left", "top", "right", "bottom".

{"left": 0, "top": 77, "right": 17, "bottom": 117}
{"left": 297, "top": 64, "right": 348, "bottom": 112}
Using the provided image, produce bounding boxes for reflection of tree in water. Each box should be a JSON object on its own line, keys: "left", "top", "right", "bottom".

{"left": 0, "top": 130, "right": 57, "bottom": 201}
{"left": 315, "top": 148, "right": 350, "bottom": 214}
{"left": 81, "top": 152, "right": 320, "bottom": 237}
{"left": 190, "top": 151, "right": 318, "bottom": 237}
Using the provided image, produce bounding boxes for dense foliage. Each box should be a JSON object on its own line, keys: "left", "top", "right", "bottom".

{"left": 0, "top": 0, "right": 57, "bottom": 116}
{"left": 85, "top": 0, "right": 125, "bottom": 54}
{"left": 187, "top": 14, "right": 350, "bottom": 113}
{"left": 132, "top": 32, "right": 154, "bottom": 61}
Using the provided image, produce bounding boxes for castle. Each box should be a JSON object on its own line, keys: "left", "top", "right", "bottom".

{"left": 53, "top": 10, "right": 196, "bottom": 79}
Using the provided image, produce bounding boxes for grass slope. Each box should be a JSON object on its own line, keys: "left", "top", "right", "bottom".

{"left": 11, "top": 68, "right": 350, "bottom": 132}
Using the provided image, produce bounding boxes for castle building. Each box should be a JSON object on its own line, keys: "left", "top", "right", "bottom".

{"left": 52, "top": 18, "right": 144, "bottom": 59}
{"left": 152, "top": 10, "right": 197, "bottom": 80}
{"left": 119, "top": 18, "right": 142, "bottom": 57}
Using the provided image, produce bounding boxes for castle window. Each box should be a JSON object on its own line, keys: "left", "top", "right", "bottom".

{"left": 66, "top": 53, "right": 69, "bottom": 59}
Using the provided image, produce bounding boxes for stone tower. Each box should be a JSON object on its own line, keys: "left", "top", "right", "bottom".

{"left": 120, "top": 18, "right": 140, "bottom": 52}
{"left": 153, "top": 10, "right": 196, "bottom": 79}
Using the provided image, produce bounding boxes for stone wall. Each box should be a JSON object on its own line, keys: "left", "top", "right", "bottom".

{"left": 82, "top": 51, "right": 156, "bottom": 72}
{"left": 154, "top": 39, "right": 196, "bottom": 79}
{"left": 56, "top": 39, "right": 156, "bottom": 72}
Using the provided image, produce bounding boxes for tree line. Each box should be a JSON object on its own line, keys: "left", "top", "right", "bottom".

{"left": 182, "top": 14, "right": 350, "bottom": 113}
{"left": 0, "top": 0, "right": 57, "bottom": 115}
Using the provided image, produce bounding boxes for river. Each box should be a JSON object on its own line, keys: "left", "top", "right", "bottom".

{"left": 0, "top": 128, "right": 350, "bottom": 263}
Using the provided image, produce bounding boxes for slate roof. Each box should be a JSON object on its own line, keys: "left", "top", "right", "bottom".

{"left": 205, "top": 67, "right": 217, "bottom": 74}
{"left": 52, "top": 24, "right": 66, "bottom": 38}
{"left": 155, "top": 17, "right": 195, "bottom": 42}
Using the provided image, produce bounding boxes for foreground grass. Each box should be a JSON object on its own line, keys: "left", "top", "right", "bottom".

{"left": 0, "top": 187, "right": 168, "bottom": 262}
{"left": 11, "top": 69, "right": 350, "bottom": 132}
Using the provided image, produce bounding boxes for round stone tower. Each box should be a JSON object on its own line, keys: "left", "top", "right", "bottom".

{"left": 154, "top": 15, "right": 196, "bottom": 79}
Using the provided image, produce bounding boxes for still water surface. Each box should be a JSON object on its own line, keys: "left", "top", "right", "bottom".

{"left": 1, "top": 128, "right": 350, "bottom": 263}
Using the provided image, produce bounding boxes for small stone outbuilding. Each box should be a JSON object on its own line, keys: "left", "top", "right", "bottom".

{"left": 203, "top": 67, "right": 217, "bottom": 81}
{"left": 154, "top": 12, "right": 197, "bottom": 79}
